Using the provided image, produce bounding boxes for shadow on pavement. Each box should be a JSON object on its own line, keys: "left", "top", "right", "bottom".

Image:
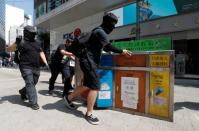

{"left": 40, "top": 81, "right": 62, "bottom": 85}
{"left": 38, "top": 90, "right": 63, "bottom": 98}
{"left": 40, "top": 81, "right": 49, "bottom": 84}
{"left": 42, "top": 99, "right": 84, "bottom": 118}
{"left": 0, "top": 95, "right": 29, "bottom": 107}
{"left": 174, "top": 102, "right": 199, "bottom": 111}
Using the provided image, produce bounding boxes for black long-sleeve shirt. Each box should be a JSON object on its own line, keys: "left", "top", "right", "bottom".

{"left": 103, "top": 43, "right": 123, "bottom": 53}
{"left": 87, "top": 27, "right": 123, "bottom": 65}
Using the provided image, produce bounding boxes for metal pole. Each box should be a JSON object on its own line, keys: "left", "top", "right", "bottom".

{"left": 136, "top": 0, "right": 141, "bottom": 40}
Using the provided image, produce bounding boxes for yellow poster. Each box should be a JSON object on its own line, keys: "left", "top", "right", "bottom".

{"left": 149, "top": 71, "right": 170, "bottom": 118}
{"left": 150, "top": 55, "right": 170, "bottom": 67}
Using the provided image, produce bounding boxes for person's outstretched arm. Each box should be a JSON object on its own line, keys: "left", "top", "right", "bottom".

{"left": 6, "top": 36, "right": 22, "bottom": 52}
{"left": 103, "top": 44, "right": 131, "bottom": 56}
{"left": 6, "top": 42, "right": 17, "bottom": 52}
{"left": 60, "top": 49, "right": 74, "bottom": 57}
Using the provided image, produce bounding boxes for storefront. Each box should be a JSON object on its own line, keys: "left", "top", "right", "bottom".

{"left": 174, "top": 39, "right": 199, "bottom": 76}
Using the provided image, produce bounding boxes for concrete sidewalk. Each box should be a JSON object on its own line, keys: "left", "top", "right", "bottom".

{"left": 0, "top": 69, "right": 199, "bottom": 131}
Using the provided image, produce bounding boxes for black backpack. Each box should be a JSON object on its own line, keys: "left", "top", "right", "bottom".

{"left": 14, "top": 39, "right": 24, "bottom": 64}
{"left": 69, "top": 27, "right": 100, "bottom": 58}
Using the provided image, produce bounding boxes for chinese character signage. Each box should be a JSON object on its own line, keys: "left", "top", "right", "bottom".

{"left": 112, "top": 37, "right": 171, "bottom": 51}
{"left": 150, "top": 55, "right": 170, "bottom": 67}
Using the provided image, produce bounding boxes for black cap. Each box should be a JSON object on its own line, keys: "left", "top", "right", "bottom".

{"left": 63, "top": 33, "right": 74, "bottom": 41}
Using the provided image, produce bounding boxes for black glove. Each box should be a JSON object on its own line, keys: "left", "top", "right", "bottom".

{"left": 16, "top": 36, "right": 22, "bottom": 45}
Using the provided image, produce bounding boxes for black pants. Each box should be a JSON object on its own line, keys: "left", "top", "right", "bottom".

{"left": 19, "top": 67, "right": 40, "bottom": 105}
{"left": 49, "top": 63, "right": 74, "bottom": 95}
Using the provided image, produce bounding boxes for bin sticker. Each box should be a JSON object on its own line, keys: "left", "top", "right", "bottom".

{"left": 121, "top": 77, "right": 139, "bottom": 109}
{"left": 149, "top": 71, "right": 170, "bottom": 117}
{"left": 100, "top": 82, "right": 110, "bottom": 90}
{"left": 150, "top": 55, "right": 170, "bottom": 67}
{"left": 98, "top": 91, "right": 111, "bottom": 99}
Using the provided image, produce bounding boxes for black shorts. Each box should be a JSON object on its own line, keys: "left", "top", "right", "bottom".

{"left": 79, "top": 57, "right": 100, "bottom": 90}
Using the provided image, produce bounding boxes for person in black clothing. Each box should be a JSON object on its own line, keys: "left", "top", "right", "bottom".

{"left": 48, "top": 34, "right": 75, "bottom": 97}
{"left": 64, "top": 13, "right": 131, "bottom": 125}
{"left": 6, "top": 25, "right": 48, "bottom": 110}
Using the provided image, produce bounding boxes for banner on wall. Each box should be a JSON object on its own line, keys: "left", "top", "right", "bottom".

{"left": 112, "top": 37, "right": 171, "bottom": 51}
{"left": 149, "top": 71, "right": 170, "bottom": 118}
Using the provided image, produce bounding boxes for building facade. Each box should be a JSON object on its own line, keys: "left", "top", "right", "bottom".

{"left": 34, "top": 0, "right": 199, "bottom": 77}
{"left": 5, "top": 4, "right": 33, "bottom": 45}
{"left": 5, "top": 4, "right": 24, "bottom": 45}
{"left": 0, "top": 0, "right": 5, "bottom": 52}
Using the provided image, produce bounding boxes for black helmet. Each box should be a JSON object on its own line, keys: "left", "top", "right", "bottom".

{"left": 23, "top": 25, "right": 37, "bottom": 42}
{"left": 102, "top": 13, "right": 118, "bottom": 34}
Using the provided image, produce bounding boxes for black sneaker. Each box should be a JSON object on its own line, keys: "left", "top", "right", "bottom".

{"left": 64, "top": 96, "right": 77, "bottom": 110}
{"left": 19, "top": 89, "right": 28, "bottom": 101}
{"left": 31, "top": 103, "right": 40, "bottom": 110}
{"left": 85, "top": 114, "right": 99, "bottom": 125}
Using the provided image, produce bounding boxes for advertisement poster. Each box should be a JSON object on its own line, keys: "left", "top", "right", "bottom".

{"left": 110, "top": 0, "right": 178, "bottom": 27}
{"left": 121, "top": 77, "right": 139, "bottom": 109}
{"left": 149, "top": 71, "right": 170, "bottom": 118}
{"left": 110, "top": 0, "right": 199, "bottom": 27}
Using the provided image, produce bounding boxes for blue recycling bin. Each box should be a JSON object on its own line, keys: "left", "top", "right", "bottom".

{"left": 100, "top": 55, "right": 113, "bottom": 67}
{"left": 96, "top": 55, "right": 113, "bottom": 108}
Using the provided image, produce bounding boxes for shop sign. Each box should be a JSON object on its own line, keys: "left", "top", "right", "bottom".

{"left": 150, "top": 55, "right": 170, "bottom": 67}
{"left": 112, "top": 37, "right": 171, "bottom": 51}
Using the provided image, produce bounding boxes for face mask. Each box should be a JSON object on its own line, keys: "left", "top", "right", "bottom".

{"left": 24, "top": 31, "right": 36, "bottom": 42}
{"left": 107, "top": 24, "right": 115, "bottom": 34}
{"left": 102, "top": 22, "right": 115, "bottom": 34}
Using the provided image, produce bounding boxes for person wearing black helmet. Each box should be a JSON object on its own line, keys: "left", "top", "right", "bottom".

{"left": 6, "top": 25, "right": 48, "bottom": 110}
{"left": 64, "top": 13, "right": 131, "bottom": 125}
{"left": 48, "top": 33, "right": 75, "bottom": 97}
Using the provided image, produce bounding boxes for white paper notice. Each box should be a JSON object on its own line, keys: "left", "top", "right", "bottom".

{"left": 98, "top": 91, "right": 111, "bottom": 99}
{"left": 69, "top": 60, "right": 75, "bottom": 67}
{"left": 121, "top": 77, "right": 139, "bottom": 109}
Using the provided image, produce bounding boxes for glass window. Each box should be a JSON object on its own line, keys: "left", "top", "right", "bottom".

{"left": 35, "top": 2, "right": 46, "bottom": 18}
{"left": 48, "top": 0, "right": 62, "bottom": 12}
